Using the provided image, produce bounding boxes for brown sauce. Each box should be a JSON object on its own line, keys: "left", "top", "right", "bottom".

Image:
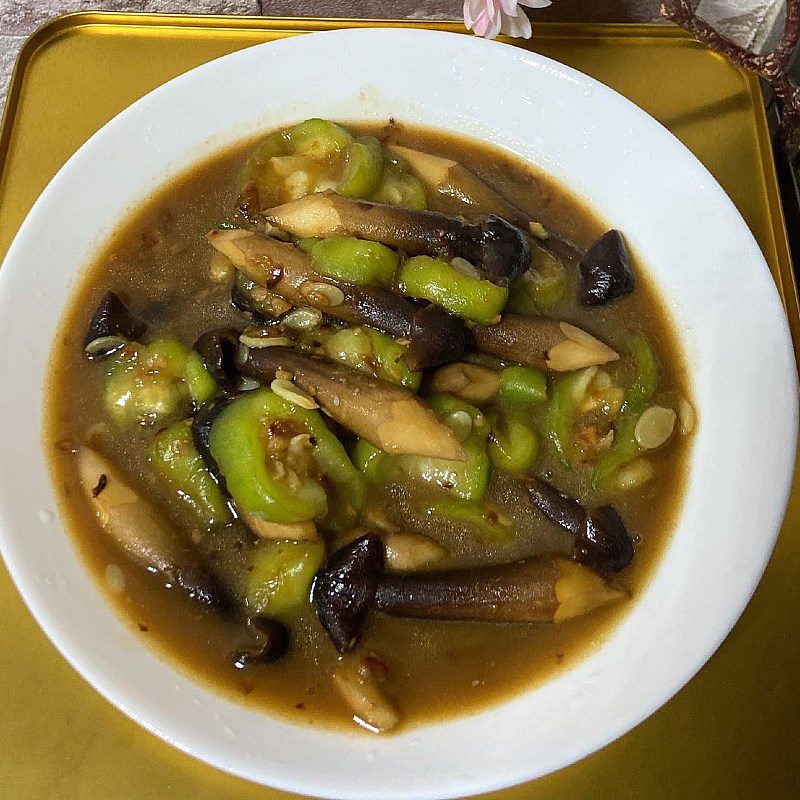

{"left": 44, "top": 123, "right": 692, "bottom": 732}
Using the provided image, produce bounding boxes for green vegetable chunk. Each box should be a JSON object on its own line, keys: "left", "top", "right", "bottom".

{"left": 428, "top": 499, "right": 515, "bottom": 542}
{"left": 499, "top": 366, "right": 547, "bottom": 407}
{"left": 209, "top": 388, "right": 364, "bottom": 530}
{"left": 398, "top": 255, "right": 508, "bottom": 324}
{"left": 397, "top": 394, "right": 490, "bottom": 501}
{"left": 246, "top": 540, "right": 325, "bottom": 619}
{"left": 339, "top": 135, "right": 384, "bottom": 198}
{"left": 241, "top": 119, "right": 355, "bottom": 207}
{"left": 592, "top": 333, "right": 660, "bottom": 488}
{"left": 543, "top": 366, "right": 598, "bottom": 466}
{"left": 488, "top": 411, "right": 540, "bottom": 474}
{"left": 233, "top": 270, "right": 280, "bottom": 318}
{"left": 372, "top": 157, "right": 428, "bottom": 210}
{"left": 322, "top": 326, "right": 421, "bottom": 389}
{"left": 300, "top": 236, "right": 399, "bottom": 288}
{"left": 104, "top": 339, "right": 216, "bottom": 428}
{"left": 352, "top": 439, "right": 389, "bottom": 484}
{"left": 148, "top": 422, "right": 231, "bottom": 531}
{"left": 285, "top": 118, "right": 352, "bottom": 159}
{"left": 351, "top": 395, "right": 490, "bottom": 500}
{"left": 507, "top": 243, "right": 567, "bottom": 313}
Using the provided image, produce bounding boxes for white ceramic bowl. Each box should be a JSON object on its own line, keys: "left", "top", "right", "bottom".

{"left": 0, "top": 27, "right": 796, "bottom": 800}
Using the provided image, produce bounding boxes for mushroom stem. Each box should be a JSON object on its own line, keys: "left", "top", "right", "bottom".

{"left": 206, "top": 229, "right": 467, "bottom": 370}
{"left": 76, "top": 447, "right": 226, "bottom": 606}
{"left": 312, "top": 534, "right": 384, "bottom": 654}
{"left": 240, "top": 347, "right": 465, "bottom": 460}
{"left": 388, "top": 144, "right": 531, "bottom": 229}
{"left": 263, "top": 191, "right": 531, "bottom": 285}
{"left": 312, "top": 537, "right": 626, "bottom": 652}
{"left": 375, "top": 555, "right": 625, "bottom": 623}
{"left": 471, "top": 315, "right": 619, "bottom": 372}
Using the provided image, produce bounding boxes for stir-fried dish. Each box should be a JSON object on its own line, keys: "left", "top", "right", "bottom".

{"left": 45, "top": 120, "right": 694, "bottom": 733}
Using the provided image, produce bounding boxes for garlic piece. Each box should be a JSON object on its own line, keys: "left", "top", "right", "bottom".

{"left": 634, "top": 405, "right": 676, "bottom": 450}
{"left": 300, "top": 280, "right": 345, "bottom": 308}
{"left": 678, "top": 397, "right": 696, "bottom": 435}
{"left": 383, "top": 532, "right": 447, "bottom": 572}
{"left": 270, "top": 378, "right": 319, "bottom": 410}
{"left": 529, "top": 221, "right": 548, "bottom": 239}
{"left": 427, "top": 362, "right": 500, "bottom": 405}
{"left": 546, "top": 323, "right": 619, "bottom": 372}
{"left": 208, "top": 251, "right": 234, "bottom": 283}
{"left": 240, "top": 511, "right": 319, "bottom": 542}
{"left": 616, "top": 458, "right": 655, "bottom": 490}
{"left": 282, "top": 306, "right": 323, "bottom": 331}
{"left": 239, "top": 326, "right": 294, "bottom": 349}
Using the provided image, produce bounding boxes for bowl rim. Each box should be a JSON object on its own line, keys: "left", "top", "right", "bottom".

{"left": 0, "top": 26, "right": 797, "bottom": 800}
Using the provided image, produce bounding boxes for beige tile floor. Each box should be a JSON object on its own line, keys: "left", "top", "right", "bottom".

{"left": 0, "top": 0, "right": 668, "bottom": 112}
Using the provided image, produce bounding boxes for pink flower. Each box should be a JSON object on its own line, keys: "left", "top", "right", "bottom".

{"left": 463, "top": 0, "right": 552, "bottom": 40}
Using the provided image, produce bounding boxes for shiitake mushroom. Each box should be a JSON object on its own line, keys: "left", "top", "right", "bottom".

{"left": 232, "top": 618, "right": 291, "bottom": 667}
{"left": 578, "top": 229, "right": 635, "bottom": 306}
{"left": 312, "top": 533, "right": 384, "bottom": 654}
{"left": 194, "top": 327, "right": 242, "bottom": 394}
{"left": 83, "top": 291, "right": 147, "bottom": 359}
{"left": 208, "top": 228, "right": 468, "bottom": 369}
{"left": 525, "top": 475, "right": 634, "bottom": 572}
{"left": 262, "top": 192, "right": 531, "bottom": 285}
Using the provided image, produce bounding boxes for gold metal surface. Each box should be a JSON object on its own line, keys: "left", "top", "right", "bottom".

{"left": 1, "top": 14, "right": 798, "bottom": 799}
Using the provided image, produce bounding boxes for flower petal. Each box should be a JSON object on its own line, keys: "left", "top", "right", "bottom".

{"left": 484, "top": 12, "right": 504, "bottom": 39}
{"left": 518, "top": 0, "right": 552, "bottom": 8}
{"left": 472, "top": 9, "right": 492, "bottom": 36}
{"left": 464, "top": 0, "right": 481, "bottom": 26}
{"left": 500, "top": 7, "right": 533, "bottom": 37}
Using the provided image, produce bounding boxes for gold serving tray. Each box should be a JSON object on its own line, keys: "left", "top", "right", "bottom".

{"left": 1, "top": 14, "right": 798, "bottom": 799}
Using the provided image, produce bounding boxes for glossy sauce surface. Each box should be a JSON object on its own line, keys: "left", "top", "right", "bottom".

{"left": 45, "top": 124, "right": 692, "bottom": 730}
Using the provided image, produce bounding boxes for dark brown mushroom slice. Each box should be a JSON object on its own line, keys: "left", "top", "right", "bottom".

{"left": 578, "top": 506, "right": 635, "bottom": 574}
{"left": 375, "top": 555, "right": 625, "bottom": 623}
{"left": 194, "top": 328, "right": 242, "bottom": 395}
{"left": 477, "top": 216, "right": 532, "bottom": 284}
{"left": 231, "top": 270, "right": 275, "bottom": 320}
{"left": 76, "top": 447, "right": 228, "bottom": 607}
{"left": 263, "top": 192, "right": 531, "bottom": 285}
{"left": 83, "top": 291, "right": 147, "bottom": 359}
{"left": 525, "top": 476, "right": 634, "bottom": 573}
{"left": 471, "top": 314, "right": 619, "bottom": 372}
{"left": 194, "top": 520, "right": 256, "bottom": 608}
{"left": 191, "top": 396, "right": 237, "bottom": 489}
{"left": 239, "top": 346, "right": 465, "bottom": 460}
{"left": 578, "top": 229, "right": 636, "bottom": 306}
{"left": 207, "top": 229, "right": 467, "bottom": 369}
{"left": 407, "top": 304, "right": 470, "bottom": 371}
{"left": 232, "top": 618, "right": 290, "bottom": 667}
{"left": 524, "top": 475, "right": 587, "bottom": 535}
{"left": 312, "top": 533, "right": 384, "bottom": 653}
